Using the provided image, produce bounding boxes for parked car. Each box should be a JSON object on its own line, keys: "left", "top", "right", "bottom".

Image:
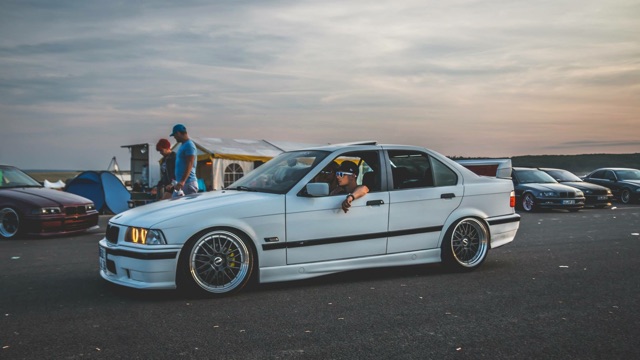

{"left": 511, "top": 167, "right": 585, "bottom": 212}
{"left": 539, "top": 168, "right": 613, "bottom": 208}
{"left": 582, "top": 168, "right": 640, "bottom": 204}
{"left": 99, "top": 142, "right": 520, "bottom": 297}
{"left": 0, "top": 165, "right": 99, "bottom": 239}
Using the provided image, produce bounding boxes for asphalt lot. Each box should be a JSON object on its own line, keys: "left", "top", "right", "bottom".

{"left": 1, "top": 205, "right": 639, "bottom": 359}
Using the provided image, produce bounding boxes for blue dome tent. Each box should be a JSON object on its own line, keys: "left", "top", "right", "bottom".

{"left": 65, "top": 171, "right": 130, "bottom": 214}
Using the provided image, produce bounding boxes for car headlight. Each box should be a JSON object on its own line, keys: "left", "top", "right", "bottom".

{"left": 583, "top": 189, "right": 593, "bottom": 195}
{"left": 538, "top": 191, "right": 557, "bottom": 197}
{"left": 125, "top": 227, "right": 167, "bottom": 245}
{"left": 85, "top": 204, "right": 96, "bottom": 211}
{"left": 575, "top": 190, "right": 584, "bottom": 197}
{"left": 607, "top": 189, "right": 613, "bottom": 195}
{"left": 32, "top": 207, "right": 61, "bottom": 215}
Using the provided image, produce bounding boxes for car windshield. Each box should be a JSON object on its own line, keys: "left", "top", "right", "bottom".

{"left": 516, "top": 169, "right": 557, "bottom": 184}
{"left": 544, "top": 169, "right": 582, "bottom": 182}
{"left": 0, "top": 166, "right": 42, "bottom": 188}
{"left": 226, "top": 150, "right": 330, "bottom": 194}
{"left": 615, "top": 169, "right": 640, "bottom": 181}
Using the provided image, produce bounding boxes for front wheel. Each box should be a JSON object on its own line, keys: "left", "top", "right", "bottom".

{"left": 620, "top": 189, "right": 631, "bottom": 204}
{"left": 521, "top": 193, "right": 536, "bottom": 212}
{"left": 441, "top": 218, "right": 489, "bottom": 271}
{"left": 0, "top": 207, "right": 21, "bottom": 239}
{"left": 178, "top": 229, "right": 255, "bottom": 297}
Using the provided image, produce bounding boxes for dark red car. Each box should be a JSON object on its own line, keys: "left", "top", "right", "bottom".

{"left": 0, "top": 165, "right": 99, "bottom": 239}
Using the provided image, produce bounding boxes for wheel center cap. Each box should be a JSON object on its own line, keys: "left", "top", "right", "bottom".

{"left": 462, "top": 238, "right": 469, "bottom": 247}
{"left": 213, "top": 257, "right": 224, "bottom": 266}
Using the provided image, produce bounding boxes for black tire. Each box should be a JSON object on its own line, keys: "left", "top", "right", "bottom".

{"left": 177, "top": 228, "right": 255, "bottom": 297}
{"left": 620, "top": 189, "right": 631, "bottom": 204}
{"left": 441, "top": 218, "right": 489, "bottom": 271}
{"left": 0, "top": 207, "right": 21, "bottom": 239}
{"left": 521, "top": 193, "right": 536, "bottom": 212}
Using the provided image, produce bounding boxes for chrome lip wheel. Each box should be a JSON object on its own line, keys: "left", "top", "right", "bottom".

{"left": 0, "top": 208, "right": 19, "bottom": 238}
{"left": 189, "top": 231, "right": 251, "bottom": 294}
{"left": 451, "top": 219, "right": 488, "bottom": 268}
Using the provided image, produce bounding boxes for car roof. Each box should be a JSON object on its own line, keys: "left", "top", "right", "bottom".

{"left": 295, "top": 141, "right": 438, "bottom": 153}
{"left": 591, "top": 167, "right": 639, "bottom": 171}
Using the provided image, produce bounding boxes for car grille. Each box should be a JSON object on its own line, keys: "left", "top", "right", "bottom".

{"left": 65, "top": 206, "right": 87, "bottom": 215}
{"left": 106, "top": 225, "right": 119, "bottom": 244}
{"left": 559, "top": 191, "right": 576, "bottom": 198}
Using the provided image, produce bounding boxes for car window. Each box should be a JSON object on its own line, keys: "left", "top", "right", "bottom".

{"left": 590, "top": 170, "right": 606, "bottom": 179}
{"left": 319, "top": 151, "right": 381, "bottom": 194}
{"left": 431, "top": 157, "right": 457, "bottom": 186}
{"left": 388, "top": 150, "right": 456, "bottom": 189}
{"left": 228, "top": 150, "right": 329, "bottom": 194}
{"left": 545, "top": 169, "right": 582, "bottom": 182}
{"left": 0, "top": 166, "right": 42, "bottom": 188}
{"left": 616, "top": 170, "right": 640, "bottom": 180}
{"left": 604, "top": 171, "right": 617, "bottom": 181}
{"left": 515, "top": 169, "right": 556, "bottom": 184}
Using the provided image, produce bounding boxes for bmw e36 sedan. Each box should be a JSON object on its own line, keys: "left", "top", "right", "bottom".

{"left": 99, "top": 142, "right": 520, "bottom": 296}
{"left": 1, "top": 164, "right": 99, "bottom": 239}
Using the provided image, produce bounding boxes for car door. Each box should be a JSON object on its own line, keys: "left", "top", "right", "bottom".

{"left": 285, "top": 150, "right": 390, "bottom": 265}
{"left": 589, "top": 170, "right": 620, "bottom": 196}
{"left": 385, "top": 149, "right": 463, "bottom": 253}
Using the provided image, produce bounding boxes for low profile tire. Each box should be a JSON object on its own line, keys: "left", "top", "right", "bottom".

{"left": 620, "top": 189, "right": 631, "bottom": 204}
{"left": 522, "top": 193, "right": 536, "bottom": 212}
{"left": 178, "top": 229, "right": 255, "bottom": 297}
{"left": 441, "top": 218, "right": 489, "bottom": 271}
{"left": 0, "top": 207, "right": 21, "bottom": 239}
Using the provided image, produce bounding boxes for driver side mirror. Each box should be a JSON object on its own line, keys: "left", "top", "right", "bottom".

{"left": 306, "top": 182, "right": 329, "bottom": 197}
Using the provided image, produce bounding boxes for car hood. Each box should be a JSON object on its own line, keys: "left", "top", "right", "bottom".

{"left": 558, "top": 181, "right": 608, "bottom": 191}
{"left": 517, "top": 183, "right": 578, "bottom": 192}
{"left": 110, "top": 190, "right": 284, "bottom": 229}
{"left": 1, "top": 187, "right": 93, "bottom": 207}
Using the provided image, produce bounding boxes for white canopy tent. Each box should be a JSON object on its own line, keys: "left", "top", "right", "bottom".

{"left": 186, "top": 137, "right": 320, "bottom": 190}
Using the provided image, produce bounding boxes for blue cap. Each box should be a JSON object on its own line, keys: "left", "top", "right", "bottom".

{"left": 170, "top": 124, "right": 186, "bottom": 136}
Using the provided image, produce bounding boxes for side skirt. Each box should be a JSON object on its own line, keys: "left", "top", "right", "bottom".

{"left": 259, "top": 249, "right": 441, "bottom": 284}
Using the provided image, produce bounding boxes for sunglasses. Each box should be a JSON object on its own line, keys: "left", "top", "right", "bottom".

{"left": 336, "top": 171, "right": 353, "bottom": 177}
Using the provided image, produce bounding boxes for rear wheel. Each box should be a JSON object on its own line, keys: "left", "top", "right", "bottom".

{"left": 178, "top": 229, "right": 254, "bottom": 297}
{"left": 620, "top": 189, "right": 631, "bottom": 204}
{"left": 441, "top": 218, "right": 489, "bottom": 271}
{"left": 0, "top": 207, "right": 21, "bottom": 239}
{"left": 522, "top": 193, "right": 536, "bottom": 212}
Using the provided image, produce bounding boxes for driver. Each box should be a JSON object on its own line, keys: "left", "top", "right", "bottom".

{"left": 331, "top": 161, "right": 369, "bottom": 213}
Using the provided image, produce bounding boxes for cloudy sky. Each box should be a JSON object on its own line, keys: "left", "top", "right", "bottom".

{"left": 1, "top": 0, "right": 638, "bottom": 170}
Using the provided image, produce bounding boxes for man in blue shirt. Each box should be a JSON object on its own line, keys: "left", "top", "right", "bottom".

{"left": 170, "top": 124, "right": 198, "bottom": 195}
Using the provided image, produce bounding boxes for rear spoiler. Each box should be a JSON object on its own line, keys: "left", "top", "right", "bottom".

{"left": 455, "top": 159, "right": 512, "bottom": 178}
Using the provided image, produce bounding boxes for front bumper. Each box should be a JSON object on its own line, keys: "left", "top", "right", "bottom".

{"left": 535, "top": 198, "right": 585, "bottom": 210}
{"left": 584, "top": 194, "right": 613, "bottom": 207}
{"left": 99, "top": 239, "right": 182, "bottom": 289}
{"left": 24, "top": 212, "right": 99, "bottom": 237}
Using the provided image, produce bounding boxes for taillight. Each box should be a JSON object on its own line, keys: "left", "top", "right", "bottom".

{"left": 510, "top": 191, "right": 516, "bottom": 208}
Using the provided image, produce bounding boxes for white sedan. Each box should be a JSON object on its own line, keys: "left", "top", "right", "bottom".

{"left": 99, "top": 142, "right": 520, "bottom": 296}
